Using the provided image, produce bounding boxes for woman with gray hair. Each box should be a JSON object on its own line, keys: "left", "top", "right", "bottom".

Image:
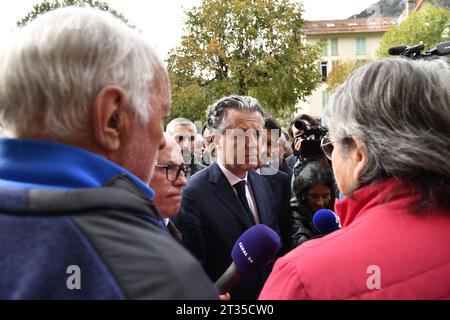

{"left": 260, "top": 58, "right": 450, "bottom": 300}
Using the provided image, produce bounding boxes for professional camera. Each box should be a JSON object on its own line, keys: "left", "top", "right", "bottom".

{"left": 292, "top": 119, "right": 308, "bottom": 133}
{"left": 388, "top": 41, "right": 450, "bottom": 60}
{"left": 292, "top": 121, "right": 328, "bottom": 160}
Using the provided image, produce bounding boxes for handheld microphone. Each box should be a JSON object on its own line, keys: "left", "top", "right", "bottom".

{"left": 214, "top": 224, "right": 281, "bottom": 295}
{"left": 313, "top": 209, "right": 341, "bottom": 235}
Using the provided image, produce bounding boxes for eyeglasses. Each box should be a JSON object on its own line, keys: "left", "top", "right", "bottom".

{"left": 155, "top": 163, "right": 191, "bottom": 182}
{"left": 320, "top": 137, "right": 335, "bottom": 160}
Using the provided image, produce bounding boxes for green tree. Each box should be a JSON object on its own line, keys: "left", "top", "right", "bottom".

{"left": 326, "top": 59, "right": 369, "bottom": 93}
{"left": 17, "top": 0, "right": 133, "bottom": 28}
{"left": 377, "top": 5, "right": 450, "bottom": 58}
{"left": 167, "top": 0, "right": 322, "bottom": 122}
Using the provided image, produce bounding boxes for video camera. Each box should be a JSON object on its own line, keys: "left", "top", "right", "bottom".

{"left": 388, "top": 41, "right": 450, "bottom": 60}
{"left": 292, "top": 120, "right": 328, "bottom": 160}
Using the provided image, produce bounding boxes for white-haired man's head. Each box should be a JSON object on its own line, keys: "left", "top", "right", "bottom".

{"left": 0, "top": 7, "right": 171, "bottom": 183}
{"left": 165, "top": 118, "right": 197, "bottom": 163}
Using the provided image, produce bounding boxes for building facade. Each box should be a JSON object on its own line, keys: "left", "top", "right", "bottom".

{"left": 298, "top": 17, "right": 395, "bottom": 118}
{"left": 298, "top": 0, "right": 446, "bottom": 119}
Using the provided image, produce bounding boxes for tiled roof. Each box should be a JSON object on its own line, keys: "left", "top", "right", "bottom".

{"left": 302, "top": 17, "right": 396, "bottom": 35}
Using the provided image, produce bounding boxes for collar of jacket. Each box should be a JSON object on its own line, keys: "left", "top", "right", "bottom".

{"left": 0, "top": 138, "right": 155, "bottom": 199}
{"left": 335, "top": 178, "right": 422, "bottom": 228}
{"left": 0, "top": 172, "right": 166, "bottom": 231}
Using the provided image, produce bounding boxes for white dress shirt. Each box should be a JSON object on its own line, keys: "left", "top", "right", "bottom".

{"left": 217, "top": 160, "right": 260, "bottom": 224}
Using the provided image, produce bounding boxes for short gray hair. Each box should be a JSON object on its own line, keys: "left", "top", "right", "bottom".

{"left": 165, "top": 118, "right": 197, "bottom": 136}
{"left": 323, "top": 58, "right": 450, "bottom": 208}
{"left": 0, "top": 7, "right": 165, "bottom": 138}
{"left": 206, "top": 95, "right": 265, "bottom": 132}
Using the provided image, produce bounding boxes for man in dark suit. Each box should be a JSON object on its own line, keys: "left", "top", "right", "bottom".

{"left": 174, "top": 95, "right": 279, "bottom": 300}
{"left": 257, "top": 117, "right": 292, "bottom": 254}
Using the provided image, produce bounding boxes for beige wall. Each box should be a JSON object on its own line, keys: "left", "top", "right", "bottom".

{"left": 298, "top": 31, "right": 386, "bottom": 119}
{"left": 308, "top": 32, "right": 385, "bottom": 60}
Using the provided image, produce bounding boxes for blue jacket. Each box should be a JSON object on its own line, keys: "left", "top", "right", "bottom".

{"left": 0, "top": 138, "right": 218, "bottom": 299}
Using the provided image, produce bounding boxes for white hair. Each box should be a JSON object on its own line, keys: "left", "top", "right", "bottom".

{"left": 0, "top": 7, "right": 165, "bottom": 138}
{"left": 165, "top": 118, "right": 197, "bottom": 136}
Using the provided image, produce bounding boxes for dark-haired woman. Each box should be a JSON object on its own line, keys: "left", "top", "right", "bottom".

{"left": 288, "top": 161, "right": 335, "bottom": 250}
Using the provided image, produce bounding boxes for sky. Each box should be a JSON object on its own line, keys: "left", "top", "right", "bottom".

{"left": 0, "top": 0, "right": 378, "bottom": 61}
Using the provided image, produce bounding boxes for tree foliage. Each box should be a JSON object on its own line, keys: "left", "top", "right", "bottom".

{"left": 377, "top": 5, "right": 450, "bottom": 58}
{"left": 167, "top": 0, "right": 322, "bottom": 121}
{"left": 326, "top": 59, "right": 369, "bottom": 93}
{"left": 17, "top": 0, "right": 133, "bottom": 28}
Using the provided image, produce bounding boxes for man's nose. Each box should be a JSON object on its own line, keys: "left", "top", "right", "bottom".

{"left": 175, "top": 171, "right": 187, "bottom": 187}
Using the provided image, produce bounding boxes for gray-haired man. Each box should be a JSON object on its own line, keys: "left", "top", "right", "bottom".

{"left": 0, "top": 7, "right": 217, "bottom": 300}
{"left": 174, "top": 95, "right": 280, "bottom": 300}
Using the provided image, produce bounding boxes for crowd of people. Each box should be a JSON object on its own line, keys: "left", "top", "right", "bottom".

{"left": 0, "top": 7, "right": 449, "bottom": 300}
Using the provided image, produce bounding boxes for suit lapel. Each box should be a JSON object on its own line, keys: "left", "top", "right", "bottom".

{"left": 209, "top": 163, "right": 253, "bottom": 228}
{"left": 248, "top": 171, "right": 271, "bottom": 225}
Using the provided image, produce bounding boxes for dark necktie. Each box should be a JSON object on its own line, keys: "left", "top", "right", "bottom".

{"left": 234, "top": 180, "right": 255, "bottom": 225}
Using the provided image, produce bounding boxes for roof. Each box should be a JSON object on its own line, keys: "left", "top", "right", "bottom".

{"left": 413, "top": 0, "right": 445, "bottom": 12}
{"left": 414, "top": 0, "right": 427, "bottom": 11}
{"left": 302, "top": 17, "right": 396, "bottom": 35}
{"left": 398, "top": 0, "right": 446, "bottom": 24}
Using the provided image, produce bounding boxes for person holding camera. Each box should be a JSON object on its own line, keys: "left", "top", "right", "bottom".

{"left": 282, "top": 114, "right": 317, "bottom": 178}
{"left": 285, "top": 114, "right": 334, "bottom": 224}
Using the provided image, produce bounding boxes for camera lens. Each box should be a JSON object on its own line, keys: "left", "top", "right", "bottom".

{"left": 294, "top": 120, "right": 307, "bottom": 131}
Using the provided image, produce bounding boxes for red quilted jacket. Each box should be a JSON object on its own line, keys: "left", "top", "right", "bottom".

{"left": 259, "top": 178, "right": 450, "bottom": 300}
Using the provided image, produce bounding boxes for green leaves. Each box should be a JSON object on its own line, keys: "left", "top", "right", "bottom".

{"left": 326, "top": 59, "right": 369, "bottom": 93}
{"left": 17, "top": 0, "right": 134, "bottom": 28}
{"left": 167, "top": 0, "right": 321, "bottom": 121}
{"left": 377, "top": 5, "right": 450, "bottom": 58}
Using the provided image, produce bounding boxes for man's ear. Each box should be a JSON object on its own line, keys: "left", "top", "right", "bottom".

{"left": 211, "top": 131, "right": 221, "bottom": 144}
{"left": 92, "top": 85, "right": 129, "bottom": 152}
{"left": 351, "top": 137, "right": 368, "bottom": 183}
